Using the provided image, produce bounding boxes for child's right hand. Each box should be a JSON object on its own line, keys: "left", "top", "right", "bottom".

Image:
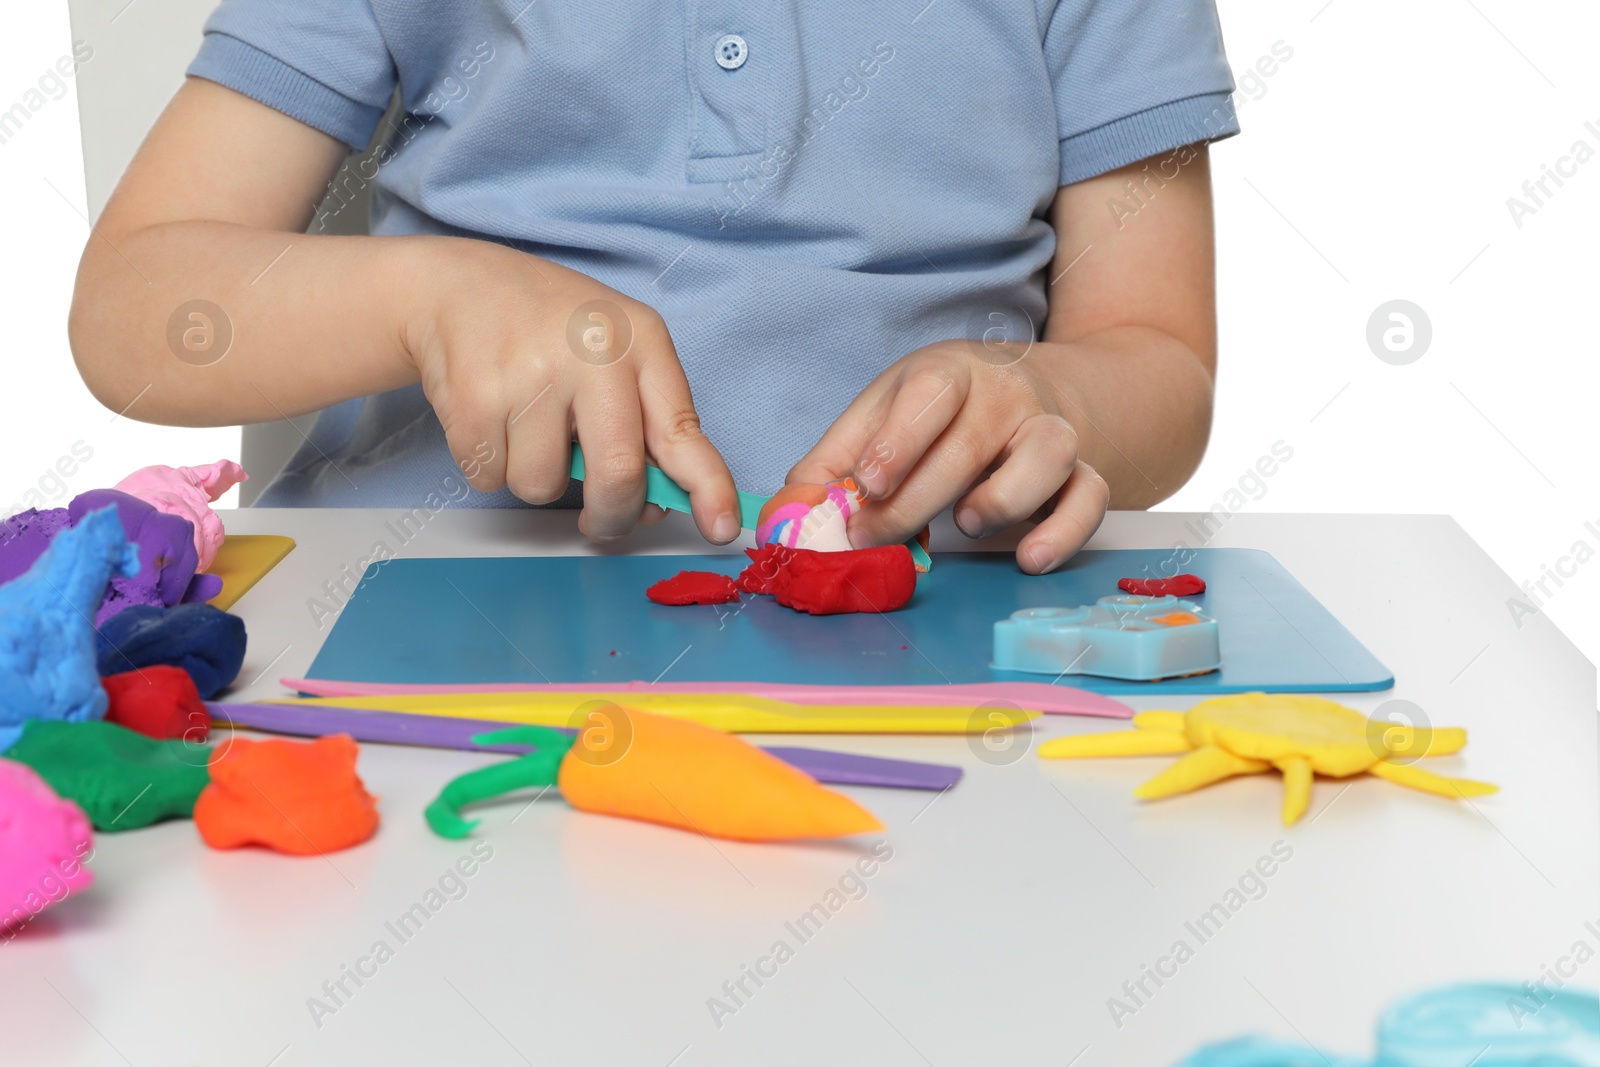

{"left": 405, "top": 240, "right": 742, "bottom": 545}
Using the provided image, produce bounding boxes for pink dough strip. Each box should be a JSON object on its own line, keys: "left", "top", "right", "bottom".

{"left": 280, "top": 677, "right": 1134, "bottom": 718}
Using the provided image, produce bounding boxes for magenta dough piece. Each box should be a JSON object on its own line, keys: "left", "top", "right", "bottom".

{"left": 0, "top": 759, "right": 94, "bottom": 933}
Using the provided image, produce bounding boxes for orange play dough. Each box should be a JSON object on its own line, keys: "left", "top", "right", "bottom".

{"left": 557, "top": 709, "right": 883, "bottom": 841}
{"left": 195, "top": 735, "right": 379, "bottom": 855}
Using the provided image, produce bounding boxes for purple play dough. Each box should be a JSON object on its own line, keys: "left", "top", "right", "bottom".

{"left": 0, "top": 508, "right": 72, "bottom": 586}
{"left": 66, "top": 490, "right": 210, "bottom": 625}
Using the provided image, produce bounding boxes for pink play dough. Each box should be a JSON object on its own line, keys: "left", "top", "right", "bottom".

{"left": 0, "top": 759, "right": 95, "bottom": 934}
{"left": 280, "top": 678, "right": 1136, "bottom": 719}
{"left": 114, "top": 460, "right": 247, "bottom": 572}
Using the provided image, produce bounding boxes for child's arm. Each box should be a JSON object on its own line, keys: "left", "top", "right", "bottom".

{"left": 787, "top": 146, "right": 1219, "bottom": 574}
{"left": 70, "top": 78, "right": 741, "bottom": 545}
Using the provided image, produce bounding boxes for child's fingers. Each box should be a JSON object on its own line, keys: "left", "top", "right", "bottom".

{"left": 785, "top": 376, "right": 894, "bottom": 486}
{"left": 848, "top": 355, "right": 971, "bottom": 500}
{"left": 572, "top": 378, "right": 648, "bottom": 543}
{"left": 436, "top": 381, "right": 510, "bottom": 494}
{"left": 844, "top": 419, "right": 998, "bottom": 549}
{"left": 636, "top": 355, "right": 741, "bottom": 544}
{"left": 503, "top": 379, "right": 573, "bottom": 504}
{"left": 1015, "top": 462, "right": 1110, "bottom": 575}
{"left": 951, "top": 413, "right": 1079, "bottom": 538}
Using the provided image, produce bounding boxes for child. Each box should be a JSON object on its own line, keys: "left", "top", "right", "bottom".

{"left": 70, "top": 0, "right": 1238, "bottom": 574}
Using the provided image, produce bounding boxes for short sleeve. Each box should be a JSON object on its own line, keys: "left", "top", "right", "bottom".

{"left": 186, "top": 0, "right": 397, "bottom": 150}
{"left": 1044, "top": 0, "right": 1239, "bottom": 186}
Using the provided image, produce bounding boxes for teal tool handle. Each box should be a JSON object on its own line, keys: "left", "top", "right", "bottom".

{"left": 567, "top": 444, "right": 932, "bottom": 570}
{"left": 568, "top": 445, "right": 764, "bottom": 530}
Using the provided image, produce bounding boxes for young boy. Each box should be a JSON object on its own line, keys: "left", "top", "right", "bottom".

{"left": 70, "top": 0, "right": 1237, "bottom": 575}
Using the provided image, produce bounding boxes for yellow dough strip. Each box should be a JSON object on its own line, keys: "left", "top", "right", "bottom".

{"left": 1275, "top": 755, "right": 1314, "bottom": 826}
{"left": 1131, "top": 710, "right": 1188, "bottom": 732}
{"left": 1370, "top": 759, "right": 1498, "bottom": 799}
{"left": 1135, "top": 745, "right": 1270, "bottom": 800}
{"left": 1038, "top": 730, "right": 1194, "bottom": 760}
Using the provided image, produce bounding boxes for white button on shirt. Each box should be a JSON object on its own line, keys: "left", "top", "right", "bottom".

{"left": 714, "top": 34, "right": 747, "bottom": 70}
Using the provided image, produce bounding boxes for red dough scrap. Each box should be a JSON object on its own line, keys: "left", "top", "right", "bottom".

{"left": 101, "top": 665, "right": 211, "bottom": 742}
{"left": 646, "top": 571, "right": 740, "bottom": 605}
{"left": 737, "top": 544, "right": 916, "bottom": 616}
{"left": 195, "top": 734, "right": 379, "bottom": 855}
{"left": 1118, "top": 573, "right": 1207, "bottom": 597}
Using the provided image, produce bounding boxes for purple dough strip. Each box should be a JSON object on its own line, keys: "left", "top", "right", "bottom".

{"left": 208, "top": 703, "right": 962, "bottom": 791}
{"left": 760, "top": 747, "right": 962, "bottom": 790}
{"left": 210, "top": 702, "right": 553, "bottom": 754}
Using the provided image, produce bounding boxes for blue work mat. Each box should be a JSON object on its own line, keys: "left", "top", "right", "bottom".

{"left": 306, "top": 549, "right": 1393, "bottom": 695}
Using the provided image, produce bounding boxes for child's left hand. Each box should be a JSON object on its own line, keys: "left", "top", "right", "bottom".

{"left": 785, "top": 341, "right": 1108, "bottom": 575}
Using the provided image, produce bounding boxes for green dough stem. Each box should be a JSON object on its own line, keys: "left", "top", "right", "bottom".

{"left": 3, "top": 719, "right": 211, "bottom": 831}
{"left": 424, "top": 729, "right": 576, "bottom": 839}
{"left": 567, "top": 444, "right": 934, "bottom": 570}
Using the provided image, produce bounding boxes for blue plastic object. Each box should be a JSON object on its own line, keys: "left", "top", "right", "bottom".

{"left": 1173, "top": 983, "right": 1600, "bottom": 1067}
{"left": 305, "top": 548, "right": 1392, "bottom": 695}
{"left": 992, "top": 595, "right": 1220, "bottom": 680}
{"left": 1375, "top": 984, "right": 1600, "bottom": 1067}
{"left": 0, "top": 506, "right": 139, "bottom": 749}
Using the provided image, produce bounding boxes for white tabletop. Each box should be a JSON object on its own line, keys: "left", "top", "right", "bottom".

{"left": 4, "top": 509, "right": 1594, "bottom": 1066}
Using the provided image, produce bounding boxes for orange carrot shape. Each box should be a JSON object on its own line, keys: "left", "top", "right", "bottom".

{"left": 425, "top": 707, "right": 882, "bottom": 842}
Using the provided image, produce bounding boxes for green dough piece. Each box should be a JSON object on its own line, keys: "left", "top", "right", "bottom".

{"left": 3, "top": 719, "right": 211, "bottom": 831}
{"left": 424, "top": 727, "right": 575, "bottom": 839}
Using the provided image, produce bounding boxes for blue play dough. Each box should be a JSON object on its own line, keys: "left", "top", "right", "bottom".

{"left": 0, "top": 506, "right": 140, "bottom": 749}
{"left": 1174, "top": 984, "right": 1600, "bottom": 1066}
{"left": 95, "top": 602, "right": 247, "bottom": 699}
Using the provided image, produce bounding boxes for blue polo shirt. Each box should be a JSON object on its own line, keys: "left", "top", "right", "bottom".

{"left": 187, "top": 0, "right": 1239, "bottom": 506}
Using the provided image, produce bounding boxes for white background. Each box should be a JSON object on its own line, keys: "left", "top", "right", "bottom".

{"left": 1, "top": 0, "right": 1596, "bottom": 665}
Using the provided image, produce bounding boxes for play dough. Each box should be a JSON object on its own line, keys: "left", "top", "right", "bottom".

{"left": 68, "top": 490, "right": 219, "bottom": 624}
{"left": 283, "top": 677, "right": 1135, "bottom": 718}
{"left": 195, "top": 735, "right": 378, "bottom": 855}
{"left": 426, "top": 708, "right": 882, "bottom": 842}
{"left": 114, "top": 460, "right": 246, "bottom": 572}
{"left": 756, "top": 480, "right": 866, "bottom": 552}
{"left": 0, "top": 506, "right": 139, "bottom": 749}
{"left": 1039, "top": 693, "right": 1495, "bottom": 825}
{"left": 1118, "top": 574, "right": 1206, "bottom": 597}
{"left": 736, "top": 543, "right": 915, "bottom": 615}
{"left": 0, "top": 759, "right": 94, "bottom": 933}
{"left": 102, "top": 665, "right": 211, "bottom": 742}
{"left": 646, "top": 571, "right": 740, "bottom": 605}
{"left": 3, "top": 719, "right": 211, "bottom": 831}
{"left": 95, "top": 602, "right": 247, "bottom": 698}
{"left": 0, "top": 507, "right": 72, "bottom": 587}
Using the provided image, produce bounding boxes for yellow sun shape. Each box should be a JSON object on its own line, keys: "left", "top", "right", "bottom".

{"left": 1038, "top": 692, "right": 1498, "bottom": 825}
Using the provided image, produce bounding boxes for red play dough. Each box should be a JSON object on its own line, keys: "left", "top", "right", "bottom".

{"left": 195, "top": 735, "right": 379, "bottom": 855}
{"left": 737, "top": 544, "right": 916, "bottom": 616}
{"left": 646, "top": 571, "right": 740, "bottom": 605}
{"left": 101, "top": 665, "right": 211, "bottom": 742}
{"left": 1118, "top": 574, "right": 1207, "bottom": 597}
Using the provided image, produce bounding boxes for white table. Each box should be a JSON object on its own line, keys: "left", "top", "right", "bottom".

{"left": 5, "top": 509, "right": 1595, "bottom": 1066}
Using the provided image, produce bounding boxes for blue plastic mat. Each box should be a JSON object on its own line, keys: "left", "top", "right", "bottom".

{"left": 306, "top": 548, "right": 1392, "bottom": 695}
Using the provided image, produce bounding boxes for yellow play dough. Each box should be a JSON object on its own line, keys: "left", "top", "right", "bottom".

{"left": 1038, "top": 692, "right": 1496, "bottom": 826}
